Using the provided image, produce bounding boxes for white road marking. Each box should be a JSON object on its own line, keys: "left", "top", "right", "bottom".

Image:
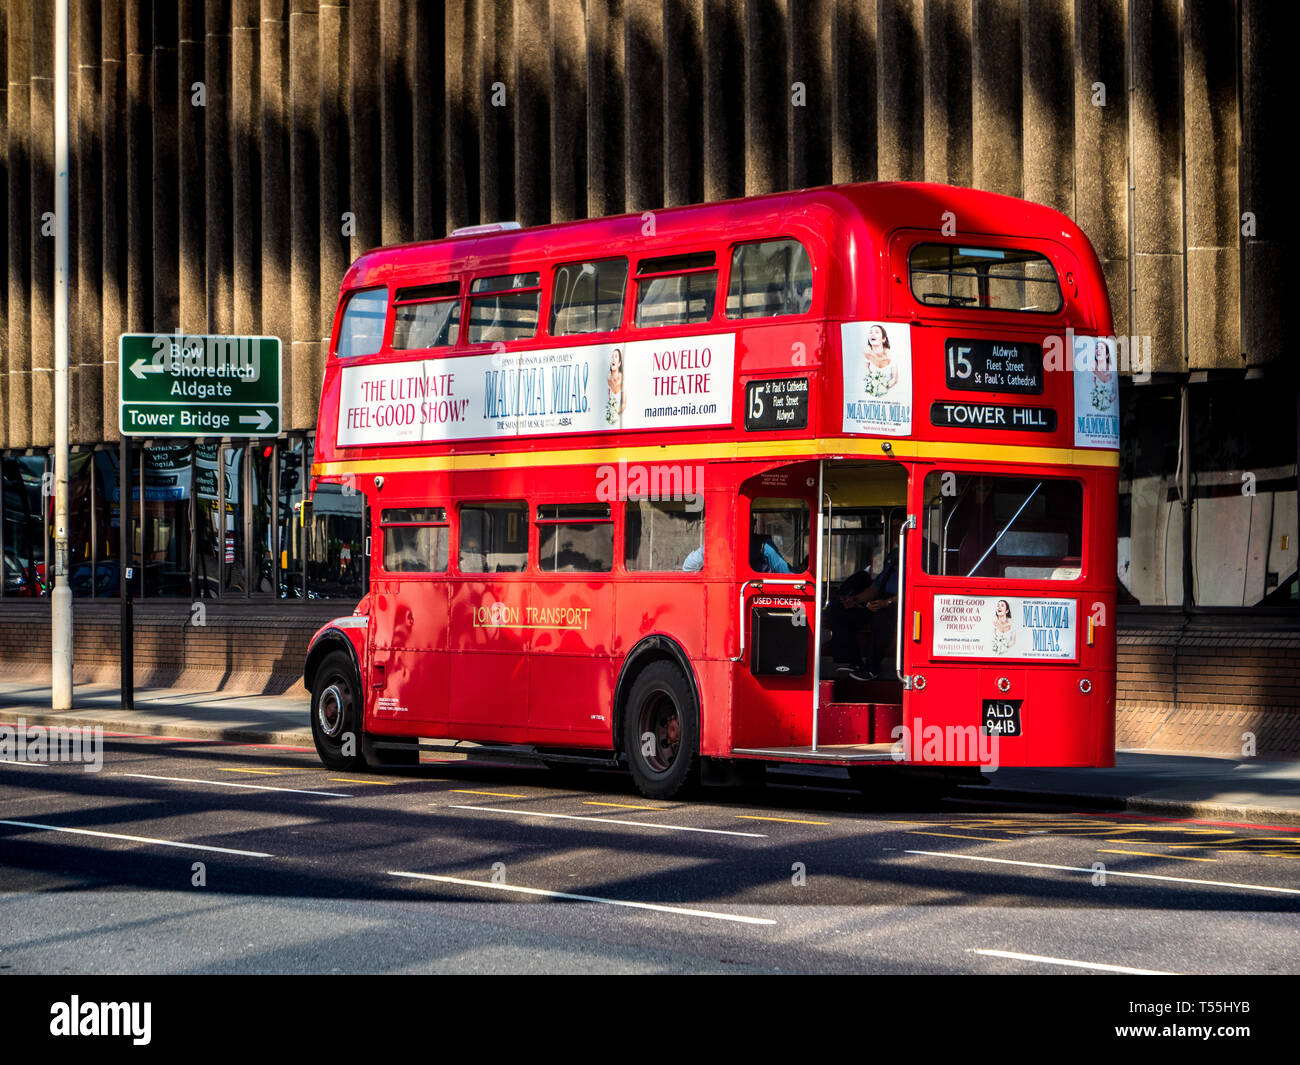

{"left": 0, "top": 819, "right": 273, "bottom": 857}
{"left": 122, "top": 772, "right": 348, "bottom": 798}
{"left": 389, "top": 871, "right": 776, "bottom": 925}
{"left": 905, "top": 849, "right": 1300, "bottom": 896}
{"left": 446, "top": 804, "right": 766, "bottom": 838}
{"left": 0, "top": 760, "right": 50, "bottom": 767}
{"left": 970, "top": 949, "right": 1175, "bottom": 976}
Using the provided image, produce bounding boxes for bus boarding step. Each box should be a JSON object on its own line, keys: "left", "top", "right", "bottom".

{"left": 730, "top": 742, "right": 897, "bottom": 762}
{"left": 818, "top": 701, "right": 903, "bottom": 745}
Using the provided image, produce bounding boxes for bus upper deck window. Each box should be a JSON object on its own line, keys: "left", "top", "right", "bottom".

{"left": 335, "top": 287, "right": 387, "bottom": 357}
{"left": 392, "top": 281, "right": 461, "bottom": 350}
{"left": 909, "top": 243, "right": 1063, "bottom": 313}
{"left": 634, "top": 251, "right": 718, "bottom": 328}
{"left": 550, "top": 259, "right": 628, "bottom": 336}
{"left": 468, "top": 272, "right": 541, "bottom": 344}
{"left": 726, "top": 239, "right": 813, "bottom": 319}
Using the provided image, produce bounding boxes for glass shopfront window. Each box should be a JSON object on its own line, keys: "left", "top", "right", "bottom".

{"left": 2, "top": 456, "right": 46, "bottom": 596}
{"left": 195, "top": 444, "right": 222, "bottom": 597}
{"left": 1189, "top": 379, "right": 1298, "bottom": 607}
{"left": 1118, "top": 388, "right": 1184, "bottom": 605}
{"left": 141, "top": 444, "right": 194, "bottom": 597}
{"left": 279, "top": 438, "right": 307, "bottom": 598}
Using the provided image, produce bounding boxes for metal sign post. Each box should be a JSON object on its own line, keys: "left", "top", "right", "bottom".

{"left": 116, "top": 333, "right": 282, "bottom": 711}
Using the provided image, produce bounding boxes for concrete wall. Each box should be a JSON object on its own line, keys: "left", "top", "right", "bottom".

{"left": 0, "top": 0, "right": 1292, "bottom": 449}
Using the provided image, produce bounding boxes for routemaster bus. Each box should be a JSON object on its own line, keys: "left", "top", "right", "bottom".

{"left": 303, "top": 181, "right": 1119, "bottom": 799}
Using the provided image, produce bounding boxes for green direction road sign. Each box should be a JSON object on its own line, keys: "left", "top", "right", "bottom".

{"left": 118, "top": 333, "right": 282, "bottom": 437}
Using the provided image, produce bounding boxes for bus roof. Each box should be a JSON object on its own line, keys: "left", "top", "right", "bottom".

{"left": 340, "top": 182, "right": 1101, "bottom": 296}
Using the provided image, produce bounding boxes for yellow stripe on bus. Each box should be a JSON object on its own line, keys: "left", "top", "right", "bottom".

{"left": 311, "top": 437, "right": 1120, "bottom": 479}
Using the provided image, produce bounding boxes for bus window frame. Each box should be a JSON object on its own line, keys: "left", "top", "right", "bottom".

{"left": 888, "top": 230, "right": 1085, "bottom": 326}
{"left": 455, "top": 499, "right": 531, "bottom": 576}
{"left": 378, "top": 506, "right": 450, "bottom": 576}
{"left": 918, "top": 470, "right": 1090, "bottom": 585}
{"left": 724, "top": 236, "right": 817, "bottom": 322}
{"left": 534, "top": 501, "right": 615, "bottom": 574}
{"left": 547, "top": 258, "right": 631, "bottom": 339}
{"left": 391, "top": 280, "right": 462, "bottom": 352}
{"left": 465, "top": 272, "right": 544, "bottom": 346}
{"left": 332, "top": 285, "right": 393, "bottom": 359}
{"left": 631, "top": 250, "right": 722, "bottom": 331}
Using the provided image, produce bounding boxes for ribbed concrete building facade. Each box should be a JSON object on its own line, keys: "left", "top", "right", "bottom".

{"left": 1, "top": 1, "right": 1296, "bottom": 752}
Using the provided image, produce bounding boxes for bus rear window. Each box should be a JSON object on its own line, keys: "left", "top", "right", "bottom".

{"left": 922, "top": 473, "right": 1083, "bottom": 579}
{"left": 909, "top": 243, "right": 1063, "bottom": 313}
{"left": 335, "top": 287, "right": 387, "bottom": 357}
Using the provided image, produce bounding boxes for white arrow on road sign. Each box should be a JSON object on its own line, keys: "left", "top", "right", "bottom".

{"left": 129, "top": 357, "right": 166, "bottom": 380}
{"left": 239, "top": 409, "right": 273, "bottom": 431}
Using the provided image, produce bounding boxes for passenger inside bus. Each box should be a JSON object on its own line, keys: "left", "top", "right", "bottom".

{"left": 750, "top": 533, "right": 792, "bottom": 573}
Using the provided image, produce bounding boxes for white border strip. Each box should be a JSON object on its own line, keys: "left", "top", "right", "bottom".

{"left": 906, "top": 849, "right": 1300, "bottom": 895}
{"left": 447, "top": 804, "right": 766, "bottom": 838}
{"left": 970, "top": 949, "right": 1174, "bottom": 975}
{"left": 389, "top": 871, "right": 776, "bottom": 925}
{"left": 124, "top": 772, "right": 348, "bottom": 798}
{"left": 0, "top": 819, "right": 273, "bottom": 857}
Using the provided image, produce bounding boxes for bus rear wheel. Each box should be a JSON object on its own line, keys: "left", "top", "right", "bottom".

{"left": 311, "top": 650, "right": 365, "bottom": 771}
{"left": 622, "top": 661, "right": 699, "bottom": 799}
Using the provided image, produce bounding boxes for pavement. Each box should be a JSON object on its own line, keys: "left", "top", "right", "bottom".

{"left": 3, "top": 678, "right": 1300, "bottom": 828}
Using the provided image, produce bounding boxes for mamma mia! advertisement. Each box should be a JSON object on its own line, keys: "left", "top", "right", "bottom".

{"left": 841, "top": 321, "right": 914, "bottom": 436}
{"left": 932, "top": 595, "right": 1078, "bottom": 660}
{"left": 336, "top": 335, "right": 735, "bottom": 446}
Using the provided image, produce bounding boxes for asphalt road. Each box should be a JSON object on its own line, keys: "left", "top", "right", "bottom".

{"left": 2, "top": 733, "right": 1299, "bottom": 974}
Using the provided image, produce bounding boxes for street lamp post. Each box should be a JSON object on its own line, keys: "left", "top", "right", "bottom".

{"left": 51, "top": 0, "right": 72, "bottom": 710}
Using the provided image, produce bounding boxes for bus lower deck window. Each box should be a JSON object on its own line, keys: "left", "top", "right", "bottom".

{"left": 749, "top": 498, "right": 810, "bottom": 573}
{"left": 922, "top": 473, "right": 1083, "bottom": 579}
{"left": 624, "top": 499, "right": 706, "bottom": 572}
{"left": 459, "top": 502, "right": 529, "bottom": 572}
{"left": 381, "top": 507, "right": 449, "bottom": 573}
{"left": 536, "top": 503, "right": 613, "bottom": 572}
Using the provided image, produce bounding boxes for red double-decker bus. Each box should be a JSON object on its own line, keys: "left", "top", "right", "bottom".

{"left": 303, "top": 182, "right": 1118, "bottom": 798}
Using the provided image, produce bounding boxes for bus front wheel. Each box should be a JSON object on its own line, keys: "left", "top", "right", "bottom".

{"left": 622, "top": 661, "right": 700, "bottom": 799}
{"left": 311, "top": 650, "right": 365, "bottom": 771}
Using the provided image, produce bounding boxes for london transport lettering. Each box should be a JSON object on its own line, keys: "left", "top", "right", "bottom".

{"left": 337, "top": 335, "right": 735, "bottom": 446}
{"left": 472, "top": 601, "right": 593, "bottom": 630}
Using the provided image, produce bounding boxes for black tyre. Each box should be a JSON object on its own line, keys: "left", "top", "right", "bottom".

{"left": 622, "top": 661, "right": 700, "bottom": 799}
{"left": 310, "top": 650, "right": 365, "bottom": 770}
